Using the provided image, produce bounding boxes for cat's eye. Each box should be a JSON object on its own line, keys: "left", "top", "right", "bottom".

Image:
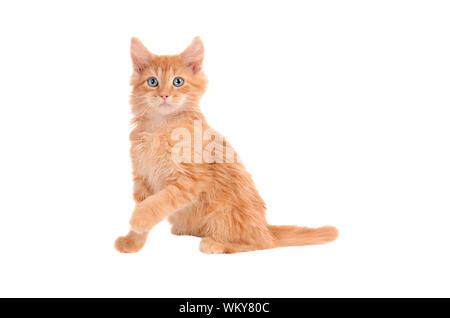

{"left": 147, "top": 77, "right": 158, "bottom": 87}
{"left": 173, "top": 77, "right": 184, "bottom": 87}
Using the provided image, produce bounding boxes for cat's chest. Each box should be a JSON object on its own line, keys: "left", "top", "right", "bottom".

{"left": 130, "top": 131, "right": 174, "bottom": 191}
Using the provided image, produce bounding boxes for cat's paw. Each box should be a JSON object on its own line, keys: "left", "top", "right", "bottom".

{"left": 114, "top": 236, "right": 141, "bottom": 253}
{"left": 114, "top": 231, "right": 148, "bottom": 253}
{"left": 199, "top": 237, "right": 227, "bottom": 254}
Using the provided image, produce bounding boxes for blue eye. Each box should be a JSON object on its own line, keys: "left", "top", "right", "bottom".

{"left": 147, "top": 77, "right": 158, "bottom": 87}
{"left": 173, "top": 77, "right": 184, "bottom": 87}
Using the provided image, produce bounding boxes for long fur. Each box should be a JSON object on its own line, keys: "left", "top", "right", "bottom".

{"left": 115, "top": 37, "right": 338, "bottom": 254}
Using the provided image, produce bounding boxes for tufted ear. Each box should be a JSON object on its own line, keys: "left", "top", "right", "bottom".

{"left": 130, "top": 37, "right": 152, "bottom": 73}
{"left": 181, "top": 37, "right": 204, "bottom": 74}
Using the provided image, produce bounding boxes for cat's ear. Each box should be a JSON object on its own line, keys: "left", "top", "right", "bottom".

{"left": 131, "top": 37, "right": 152, "bottom": 73}
{"left": 181, "top": 37, "right": 204, "bottom": 74}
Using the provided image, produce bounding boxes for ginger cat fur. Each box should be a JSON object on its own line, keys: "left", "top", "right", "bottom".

{"left": 114, "top": 37, "right": 338, "bottom": 254}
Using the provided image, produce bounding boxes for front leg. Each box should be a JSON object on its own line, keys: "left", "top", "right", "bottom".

{"left": 115, "top": 230, "right": 149, "bottom": 253}
{"left": 130, "top": 183, "right": 197, "bottom": 233}
{"left": 133, "top": 177, "right": 153, "bottom": 203}
{"left": 115, "top": 177, "right": 153, "bottom": 253}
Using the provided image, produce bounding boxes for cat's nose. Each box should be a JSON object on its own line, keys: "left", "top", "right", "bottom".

{"left": 160, "top": 94, "right": 169, "bottom": 101}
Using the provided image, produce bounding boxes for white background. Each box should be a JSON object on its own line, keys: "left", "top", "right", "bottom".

{"left": 0, "top": 0, "right": 449, "bottom": 297}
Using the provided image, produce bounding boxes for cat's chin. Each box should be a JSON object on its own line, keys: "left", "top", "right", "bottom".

{"left": 159, "top": 102, "right": 174, "bottom": 109}
{"left": 154, "top": 103, "right": 182, "bottom": 115}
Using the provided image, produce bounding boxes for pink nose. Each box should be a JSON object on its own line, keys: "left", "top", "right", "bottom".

{"left": 160, "top": 95, "right": 169, "bottom": 101}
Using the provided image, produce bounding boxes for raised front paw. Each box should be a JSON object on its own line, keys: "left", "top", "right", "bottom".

{"left": 114, "top": 231, "right": 148, "bottom": 253}
{"left": 129, "top": 207, "right": 157, "bottom": 233}
{"left": 115, "top": 235, "right": 139, "bottom": 253}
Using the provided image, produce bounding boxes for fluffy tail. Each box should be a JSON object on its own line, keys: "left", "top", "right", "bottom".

{"left": 269, "top": 225, "right": 338, "bottom": 247}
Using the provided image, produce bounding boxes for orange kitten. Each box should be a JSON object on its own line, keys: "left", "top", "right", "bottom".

{"left": 114, "top": 37, "right": 338, "bottom": 254}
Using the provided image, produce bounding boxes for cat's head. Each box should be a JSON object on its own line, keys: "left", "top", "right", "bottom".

{"left": 129, "top": 37, "right": 207, "bottom": 116}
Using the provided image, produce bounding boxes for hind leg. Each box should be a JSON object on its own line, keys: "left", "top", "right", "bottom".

{"left": 198, "top": 207, "right": 276, "bottom": 254}
{"left": 199, "top": 237, "right": 272, "bottom": 254}
{"left": 170, "top": 224, "right": 202, "bottom": 237}
{"left": 199, "top": 237, "right": 238, "bottom": 254}
{"left": 168, "top": 204, "right": 206, "bottom": 237}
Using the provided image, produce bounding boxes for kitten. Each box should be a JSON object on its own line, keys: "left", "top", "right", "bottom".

{"left": 114, "top": 37, "right": 338, "bottom": 254}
